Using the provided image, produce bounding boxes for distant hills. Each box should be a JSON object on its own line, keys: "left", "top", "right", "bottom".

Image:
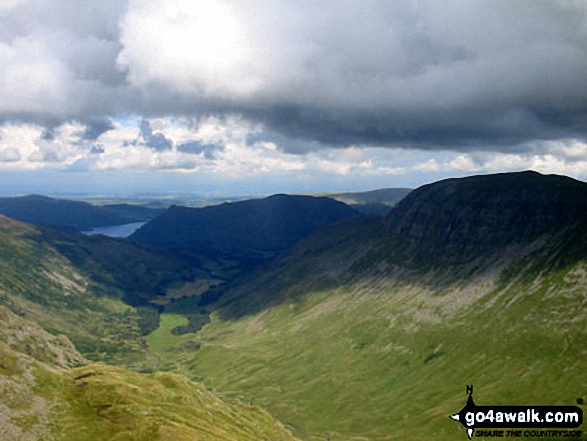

{"left": 131, "top": 194, "right": 362, "bottom": 263}
{"left": 325, "top": 187, "right": 411, "bottom": 205}
{"left": 321, "top": 187, "right": 412, "bottom": 216}
{"left": 0, "top": 195, "right": 164, "bottom": 230}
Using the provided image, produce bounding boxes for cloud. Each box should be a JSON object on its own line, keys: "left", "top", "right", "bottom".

{"left": 0, "top": 146, "right": 21, "bottom": 162}
{"left": 139, "top": 119, "right": 172, "bottom": 151}
{"left": 80, "top": 119, "right": 115, "bottom": 141}
{"left": 116, "top": 0, "right": 587, "bottom": 151}
{"left": 40, "top": 127, "right": 55, "bottom": 141}
{"left": 90, "top": 145, "right": 105, "bottom": 154}
{"left": 0, "top": 0, "right": 586, "bottom": 163}
{"left": 177, "top": 140, "right": 223, "bottom": 159}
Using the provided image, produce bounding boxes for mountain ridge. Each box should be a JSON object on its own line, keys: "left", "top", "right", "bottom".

{"left": 0, "top": 194, "right": 164, "bottom": 230}
{"left": 131, "top": 193, "right": 362, "bottom": 264}
{"left": 2, "top": 171, "right": 586, "bottom": 440}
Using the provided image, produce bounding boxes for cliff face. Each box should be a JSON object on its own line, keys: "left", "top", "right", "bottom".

{"left": 380, "top": 171, "right": 587, "bottom": 264}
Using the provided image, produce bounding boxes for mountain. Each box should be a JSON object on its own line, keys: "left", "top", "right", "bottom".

{"left": 0, "top": 215, "right": 152, "bottom": 366}
{"left": 131, "top": 194, "right": 362, "bottom": 263}
{"left": 326, "top": 187, "right": 412, "bottom": 206}
{"left": 144, "top": 171, "right": 587, "bottom": 440}
{"left": 0, "top": 195, "right": 164, "bottom": 230}
{"left": 38, "top": 225, "right": 244, "bottom": 337}
{"left": 325, "top": 188, "right": 412, "bottom": 215}
{"left": 40, "top": 226, "right": 214, "bottom": 309}
{"left": 0, "top": 217, "right": 298, "bottom": 441}
{"left": 3, "top": 171, "right": 585, "bottom": 440}
{"left": 380, "top": 171, "right": 587, "bottom": 265}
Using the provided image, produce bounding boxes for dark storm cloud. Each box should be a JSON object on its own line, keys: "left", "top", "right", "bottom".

{"left": 177, "top": 140, "right": 224, "bottom": 159}
{"left": 246, "top": 127, "right": 324, "bottom": 155}
{"left": 1, "top": 0, "right": 587, "bottom": 154}
{"left": 247, "top": 105, "right": 570, "bottom": 153}
{"left": 40, "top": 128, "right": 55, "bottom": 141}
{"left": 90, "top": 145, "right": 104, "bottom": 154}
{"left": 139, "top": 120, "right": 172, "bottom": 151}
{"left": 80, "top": 119, "right": 115, "bottom": 141}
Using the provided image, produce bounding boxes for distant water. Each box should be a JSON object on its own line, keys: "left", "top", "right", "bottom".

{"left": 82, "top": 222, "right": 146, "bottom": 238}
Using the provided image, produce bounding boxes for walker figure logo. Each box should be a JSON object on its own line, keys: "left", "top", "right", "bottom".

{"left": 449, "top": 386, "right": 583, "bottom": 439}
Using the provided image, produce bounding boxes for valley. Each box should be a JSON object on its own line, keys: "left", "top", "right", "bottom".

{"left": 0, "top": 172, "right": 585, "bottom": 440}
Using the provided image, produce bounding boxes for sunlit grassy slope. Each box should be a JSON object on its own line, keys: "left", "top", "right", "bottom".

{"left": 146, "top": 173, "right": 587, "bottom": 440}
{"left": 0, "top": 215, "right": 151, "bottom": 367}
{"left": 0, "top": 341, "right": 298, "bottom": 441}
{"left": 148, "top": 250, "right": 587, "bottom": 440}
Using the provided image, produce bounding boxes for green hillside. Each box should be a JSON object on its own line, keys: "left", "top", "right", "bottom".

{"left": 0, "top": 314, "right": 297, "bottom": 441}
{"left": 0, "top": 217, "right": 298, "bottom": 441}
{"left": 0, "top": 216, "right": 152, "bottom": 367}
{"left": 144, "top": 172, "right": 587, "bottom": 440}
{"left": 1, "top": 172, "right": 585, "bottom": 440}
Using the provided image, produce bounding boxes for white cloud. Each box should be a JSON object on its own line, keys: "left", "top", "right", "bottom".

{"left": 0, "top": 146, "right": 21, "bottom": 162}
{"left": 3, "top": 117, "right": 587, "bottom": 192}
{"left": 414, "top": 159, "right": 440, "bottom": 172}
{"left": 0, "top": 0, "right": 30, "bottom": 17}
{"left": 118, "top": 0, "right": 259, "bottom": 98}
{"left": 406, "top": 146, "right": 587, "bottom": 182}
{"left": 0, "top": 37, "right": 71, "bottom": 115}
{"left": 446, "top": 154, "right": 481, "bottom": 172}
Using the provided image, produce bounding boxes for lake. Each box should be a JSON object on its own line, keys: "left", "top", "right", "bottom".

{"left": 82, "top": 222, "right": 146, "bottom": 238}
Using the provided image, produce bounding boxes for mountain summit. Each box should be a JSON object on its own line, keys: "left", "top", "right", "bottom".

{"left": 131, "top": 194, "right": 361, "bottom": 263}
{"left": 378, "top": 171, "right": 587, "bottom": 265}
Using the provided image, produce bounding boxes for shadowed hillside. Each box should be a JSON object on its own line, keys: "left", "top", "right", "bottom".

{"left": 380, "top": 170, "right": 587, "bottom": 265}
{"left": 131, "top": 194, "right": 361, "bottom": 264}
{"left": 0, "top": 195, "right": 163, "bottom": 230}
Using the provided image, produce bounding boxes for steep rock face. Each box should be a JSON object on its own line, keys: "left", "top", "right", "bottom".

{"left": 380, "top": 171, "right": 587, "bottom": 264}
{"left": 0, "top": 306, "right": 86, "bottom": 369}
{"left": 131, "top": 194, "right": 361, "bottom": 262}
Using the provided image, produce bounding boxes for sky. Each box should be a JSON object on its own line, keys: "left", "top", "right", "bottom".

{"left": 0, "top": 0, "right": 587, "bottom": 196}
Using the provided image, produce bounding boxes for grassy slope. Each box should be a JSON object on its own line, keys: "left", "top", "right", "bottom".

{"left": 147, "top": 239, "right": 587, "bottom": 440}
{"left": 0, "top": 220, "right": 299, "bottom": 441}
{"left": 0, "top": 341, "right": 298, "bottom": 441}
{"left": 40, "top": 226, "right": 220, "bottom": 307}
{"left": 0, "top": 215, "right": 151, "bottom": 367}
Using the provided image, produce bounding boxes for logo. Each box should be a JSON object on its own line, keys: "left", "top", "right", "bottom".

{"left": 450, "top": 386, "right": 583, "bottom": 439}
